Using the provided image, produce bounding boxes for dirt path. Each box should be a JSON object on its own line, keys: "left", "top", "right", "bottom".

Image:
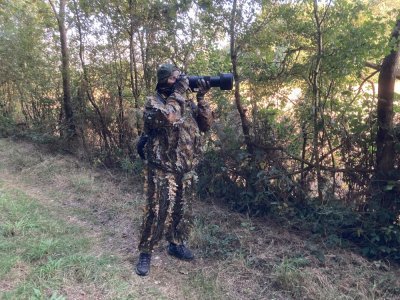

{"left": 1, "top": 138, "right": 399, "bottom": 299}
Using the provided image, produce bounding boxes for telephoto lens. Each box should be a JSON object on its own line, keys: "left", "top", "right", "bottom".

{"left": 188, "top": 73, "right": 234, "bottom": 90}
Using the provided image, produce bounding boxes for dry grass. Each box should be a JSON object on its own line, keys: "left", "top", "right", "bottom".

{"left": 0, "top": 138, "right": 399, "bottom": 299}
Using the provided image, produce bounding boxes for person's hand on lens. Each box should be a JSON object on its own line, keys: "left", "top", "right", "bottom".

{"left": 196, "top": 79, "right": 210, "bottom": 101}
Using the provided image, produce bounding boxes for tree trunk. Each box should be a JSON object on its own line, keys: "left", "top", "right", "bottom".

{"left": 128, "top": 0, "right": 140, "bottom": 108}
{"left": 376, "top": 18, "right": 400, "bottom": 176}
{"left": 117, "top": 83, "right": 125, "bottom": 148}
{"left": 72, "top": 0, "right": 113, "bottom": 153}
{"left": 49, "top": 0, "right": 76, "bottom": 140}
{"left": 311, "top": 0, "right": 324, "bottom": 201}
{"left": 300, "top": 121, "right": 308, "bottom": 191}
{"left": 128, "top": 0, "right": 142, "bottom": 141}
{"left": 138, "top": 29, "right": 153, "bottom": 95}
{"left": 230, "top": 0, "right": 253, "bottom": 154}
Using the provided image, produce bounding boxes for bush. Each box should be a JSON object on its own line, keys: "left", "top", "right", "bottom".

{"left": 197, "top": 148, "right": 299, "bottom": 216}
{"left": 198, "top": 147, "right": 400, "bottom": 263}
{"left": 357, "top": 186, "right": 400, "bottom": 260}
{"left": 0, "top": 115, "right": 17, "bottom": 137}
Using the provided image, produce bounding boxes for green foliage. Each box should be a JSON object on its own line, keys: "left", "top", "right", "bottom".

{"left": 290, "top": 200, "right": 361, "bottom": 242}
{"left": 198, "top": 146, "right": 300, "bottom": 216}
{"left": 356, "top": 183, "right": 400, "bottom": 260}
{"left": 282, "top": 194, "right": 400, "bottom": 262}
{"left": 0, "top": 116, "right": 16, "bottom": 137}
{"left": 321, "top": 0, "right": 387, "bottom": 78}
{"left": 199, "top": 141, "right": 400, "bottom": 261}
{"left": 119, "top": 156, "right": 144, "bottom": 176}
{"left": 360, "top": 223, "right": 400, "bottom": 259}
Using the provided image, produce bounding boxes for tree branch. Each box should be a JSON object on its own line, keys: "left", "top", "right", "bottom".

{"left": 48, "top": 0, "right": 60, "bottom": 23}
{"left": 365, "top": 61, "right": 400, "bottom": 80}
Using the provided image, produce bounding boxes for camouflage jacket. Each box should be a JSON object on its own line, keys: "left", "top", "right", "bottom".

{"left": 143, "top": 91, "right": 213, "bottom": 174}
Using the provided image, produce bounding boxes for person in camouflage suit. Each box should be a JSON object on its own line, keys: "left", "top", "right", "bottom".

{"left": 135, "top": 64, "right": 213, "bottom": 276}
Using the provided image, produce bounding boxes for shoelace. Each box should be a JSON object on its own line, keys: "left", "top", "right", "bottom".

{"left": 138, "top": 254, "right": 150, "bottom": 267}
{"left": 176, "top": 245, "right": 188, "bottom": 255}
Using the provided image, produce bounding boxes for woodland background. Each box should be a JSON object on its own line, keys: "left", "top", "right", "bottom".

{"left": 1, "top": 0, "right": 400, "bottom": 262}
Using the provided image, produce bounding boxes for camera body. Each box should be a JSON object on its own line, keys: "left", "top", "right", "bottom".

{"left": 178, "top": 73, "right": 234, "bottom": 91}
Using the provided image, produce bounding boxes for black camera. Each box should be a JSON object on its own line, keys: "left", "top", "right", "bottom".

{"left": 186, "top": 73, "right": 234, "bottom": 91}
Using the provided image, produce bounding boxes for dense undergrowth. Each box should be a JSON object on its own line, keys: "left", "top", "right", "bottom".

{"left": 197, "top": 147, "right": 400, "bottom": 263}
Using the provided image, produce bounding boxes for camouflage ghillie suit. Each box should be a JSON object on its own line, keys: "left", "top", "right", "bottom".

{"left": 138, "top": 86, "right": 213, "bottom": 253}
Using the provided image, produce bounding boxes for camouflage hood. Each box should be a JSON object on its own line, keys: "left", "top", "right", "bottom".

{"left": 157, "top": 63, "right": 180, "bottom": 84}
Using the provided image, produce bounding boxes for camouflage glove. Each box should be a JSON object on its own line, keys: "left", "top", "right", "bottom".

{"left": 196, "top": 79, "right": 210, "bottom": 101}
{"left": 173, "top": 75, "right": 190, "bottom": 95}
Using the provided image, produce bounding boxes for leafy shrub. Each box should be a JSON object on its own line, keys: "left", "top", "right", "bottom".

{"left": 0, "top": 115, "right": 16, "bottom": 137}
{"left": 286, "top": 195, "right": 400, "bottom": 261}
{"left": 197, "top": 147, "right": 300, "bottom": 216}
{"left": 356, "top": 187, "right": 400, "bottom": 261}
{"left": 119, "top": 156, "right": 144, "bottom": 177}
{"left": 198, "top": 147, "right": 400, "bottom": 262}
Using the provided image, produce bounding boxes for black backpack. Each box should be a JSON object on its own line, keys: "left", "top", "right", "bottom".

{"left": 137, "top": 134, "right": 148, "bottom": 160}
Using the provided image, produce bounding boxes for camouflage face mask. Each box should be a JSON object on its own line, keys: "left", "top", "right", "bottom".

{"left": 156, "top": 84, "right": 175, "bottom": 97}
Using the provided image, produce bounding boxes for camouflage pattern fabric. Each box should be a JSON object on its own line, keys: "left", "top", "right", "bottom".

{"left": 143, "top": 92, "right": 212, "bottom": 173}
{"left": 138, "top": 91, "right": 213, "bottom": 253}
{"left": 138, "top": 168, "right": 198, "bottom": 252}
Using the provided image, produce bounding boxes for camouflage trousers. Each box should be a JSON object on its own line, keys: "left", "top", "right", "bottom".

{"left": 138, "top": 166, "right": 198, "bottom": 253}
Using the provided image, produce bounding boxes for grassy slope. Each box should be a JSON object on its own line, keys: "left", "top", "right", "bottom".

{"left": 0, "top": 138, "right": 399, "bottom": 299}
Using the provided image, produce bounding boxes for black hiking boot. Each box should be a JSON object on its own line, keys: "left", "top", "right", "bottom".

{"left": 167, "top": 243, "right": 194, "bottom": 261}
{"left": 135, "top": 253, "right": 151, "bottom": 276}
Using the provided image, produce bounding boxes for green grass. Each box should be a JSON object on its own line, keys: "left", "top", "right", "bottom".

{"left": 0, "top": 184, "right": 135, "bottom": 300}
{"left": 190, "top": 216, "right": 242, "bottom": 259}
{"left": 184, "top": 270, "right": 227, "bottom": 300}
{"left": 272, "top": 257, "right": 309, "bottom": 296}
{"left": 68, "top": 173, "right": 95, "bottom": 196}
